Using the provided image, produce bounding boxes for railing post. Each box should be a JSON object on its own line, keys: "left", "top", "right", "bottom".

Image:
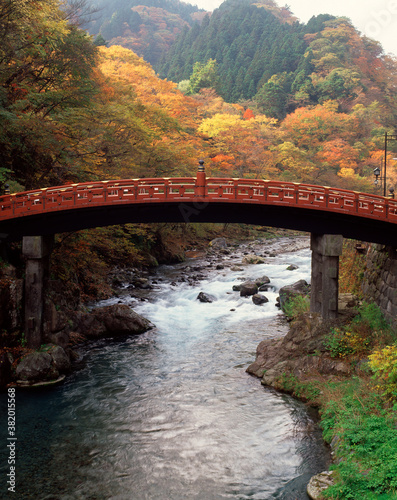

{"left": 196, "top": 160, "right": 206, "bottom": 199}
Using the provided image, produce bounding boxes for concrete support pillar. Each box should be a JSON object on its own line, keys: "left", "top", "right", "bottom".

{"left": 310, "top": 234, "right": 343, "bottom": 320}
{"left": 23, "top": 235, "right": 54, "bottom": 349}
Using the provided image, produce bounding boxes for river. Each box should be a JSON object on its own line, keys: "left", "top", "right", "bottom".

{"left": 0, "top": 236, "right": 330, "bottom": 499}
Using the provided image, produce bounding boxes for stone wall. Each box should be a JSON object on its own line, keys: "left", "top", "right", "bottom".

{"left": 361, "top": 244, "right": 397, "bottom": 328}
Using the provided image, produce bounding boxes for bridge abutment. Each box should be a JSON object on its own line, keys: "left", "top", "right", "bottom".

{"left": 310, "top": 234, "right": 343, "bottom": 320}
{"left": 23, "top": 235, "right": 54, "bottom": 349}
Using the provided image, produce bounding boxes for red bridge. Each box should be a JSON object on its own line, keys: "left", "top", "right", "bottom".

{"left": 1, "top": 163, "right": 397, "bottom": 245}
{"left": 7, "top": 162, "right": 397, "bottom": 347}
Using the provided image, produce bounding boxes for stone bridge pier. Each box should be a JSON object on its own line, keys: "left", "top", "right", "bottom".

{"left": 23, "top": 235, "right": 54, "bottom": 349}
{"left": 310, "top": 233, "right": 343, "bottom": 319}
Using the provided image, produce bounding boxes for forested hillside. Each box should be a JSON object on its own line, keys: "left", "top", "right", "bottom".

{"left": 160, "top": 0, "right": 397, "bottom": 123}
{"left": 86, "top": 0, "right": 207, "bottom": 65}
{"left": 160, "top": 0, "right": 314, "bottom": 104}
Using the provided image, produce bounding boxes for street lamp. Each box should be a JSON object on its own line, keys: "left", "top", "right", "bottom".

{"left": 373, "top": 166, "right": 381, "bottom": 186}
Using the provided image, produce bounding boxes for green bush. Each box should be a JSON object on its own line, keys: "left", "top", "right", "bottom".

{"left": 368, "top": 344, "right": 397, "bottom": 401}
{"left": 352, "top": 302, "right": 391, "bottom": 337}
{"left": 323, "top": 328, "right": 354, "bottom": 358}
{"left": 283, "top": 294, "right": 310, "bottom": 319}
{"left": 323, "top": 303, "right": 394, "bottom": 358}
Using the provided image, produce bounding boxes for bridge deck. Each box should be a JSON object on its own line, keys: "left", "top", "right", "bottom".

{"left": 1, "top": 177, "right": 397, "bottom": 244}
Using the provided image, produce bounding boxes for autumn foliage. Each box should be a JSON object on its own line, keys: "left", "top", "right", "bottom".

{"left": 2, "top": 0, "right": 397, "bottom": 298}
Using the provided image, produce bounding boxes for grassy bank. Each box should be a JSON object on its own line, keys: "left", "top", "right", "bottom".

{"left": 278, "top": 299, "right": 397, "bottom": 499}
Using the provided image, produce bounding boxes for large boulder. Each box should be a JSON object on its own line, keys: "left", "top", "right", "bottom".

{"left": 75, "top": 304, "right": 153, "bottom": 339}
{"left": 15, "top": 345, "right": 72, "bottom": 383}
{"left": 278, "top": 279, "right": 310, "bottom": 311}
{"left": 16, "top": 352, "right": 54, "bottom": 382}
{"left": 240, "top": 281, "right": 259, "bottom": 297}
{"left": 246, "top": 313, "right": 352, "bottom": 383}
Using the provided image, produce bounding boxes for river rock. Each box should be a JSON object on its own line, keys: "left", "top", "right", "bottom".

{"left": 252, "top": 294, "right": 269, "bottom": 305}
{"left": 209, "top": 237, "right": 228, "bottom": 249}
{"left": 133, "top": 278, "right": 152, "bottom": 289}
{"left": 48, "top": 345, "right": 71, "bottom": 373}
{"left": 286, "top": 264, "right": 299, "bottom": 271}
{"left": 47, "top": 330, "right": 70, "bottom": 349}
{"left": 240, "top": 281, "right": 259, "bottom": 297}
{"left": 197, "top": 292, "right": 216, "bottom": 303}
{"left": 278, "top": 279, "right": 309, "bottom": 311}
{"left": 231, "top": 266, "right": 243, "bottom": 272}
{"left": 75, "top": 304, "right": 154, "bottom": 339}
{"left": 15, "top": 352, "right": 54, "bottom": 382}
{"left": 307, "top": 471, "right": 334, "bottom": 499}
{"left": 259, "top": 284, "right": 275, "bottom": 292}
{"left": 242, "top": 254, "right": 265, "bottom": 265}
{"left": 255, "top": 275, "right": 270, "bottom": 287}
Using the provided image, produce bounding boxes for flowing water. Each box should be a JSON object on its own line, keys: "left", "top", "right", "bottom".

{"left": 0, "top": 237, "right": 330, "bottom": 499}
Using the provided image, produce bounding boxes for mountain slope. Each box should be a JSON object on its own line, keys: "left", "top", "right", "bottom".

{"left": 159, "top": 0, "right": 317, "bottom": 103}
{"left": 86, "top": 0, "right": 207, "bottom": 65}
{"left": 158, "top": 0, "right": 397, "bottom": 124}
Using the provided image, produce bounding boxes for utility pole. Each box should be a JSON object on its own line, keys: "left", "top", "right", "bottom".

{"left": 384, "top": 132, "right": 397, "bottom": 197}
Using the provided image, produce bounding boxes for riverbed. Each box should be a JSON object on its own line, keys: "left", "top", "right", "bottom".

{"left": 0, "top": 236, "right": 330, "bottom": 499}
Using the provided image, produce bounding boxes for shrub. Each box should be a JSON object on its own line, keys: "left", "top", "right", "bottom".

{"left": 283, "top": 294, "right": 310, "bottom": 319}
{"left": 368, "top": 344, "right": 397, "bottom": 401}
{"left": 323, "top": 303, "right": 394, "bottom": 358}
{"left": 323, "top": 327, "right": 356, "bottom": 358}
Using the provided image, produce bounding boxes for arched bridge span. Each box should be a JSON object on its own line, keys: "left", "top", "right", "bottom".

{"left": 4, "top": 165, "right": 397, "bottom": 349}
{"left": 1, "top": 171, "right": 397, "bottom": 245}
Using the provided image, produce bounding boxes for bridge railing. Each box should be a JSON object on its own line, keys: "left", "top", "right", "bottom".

{"left": 1, "top": 177, "right": 397, "bottom": 224}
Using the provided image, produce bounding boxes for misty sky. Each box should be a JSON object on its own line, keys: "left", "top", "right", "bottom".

{"left": 188, "top": 0, "right": 397, "bottom": 56}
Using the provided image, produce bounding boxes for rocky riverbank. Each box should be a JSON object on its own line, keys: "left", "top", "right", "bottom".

{"left": 0, "top": 234, "right": 311, "bottom": 389}
{"left": 246, "top": 311, "right": 358, "bottom": 387}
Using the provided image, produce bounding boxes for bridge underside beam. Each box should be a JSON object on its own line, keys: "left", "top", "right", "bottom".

{"left": 23, "top": 235, "right": 54, "bottom": 349}
{"left": 2, "top": 201, "right": 397, "bottom": 246}
{"left": 310, "top": 234, "right": 343, "bottom": 320}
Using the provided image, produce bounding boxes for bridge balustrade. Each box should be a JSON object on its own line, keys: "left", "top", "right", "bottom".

{"left": 1, "top": 177, "right": 397, "bottom": 226}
